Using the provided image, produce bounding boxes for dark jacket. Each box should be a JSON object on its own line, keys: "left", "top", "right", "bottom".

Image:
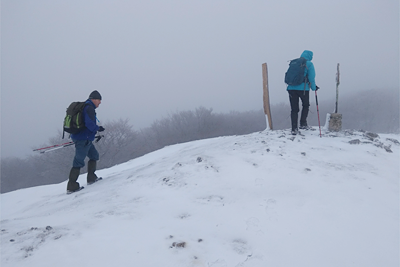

{"left": 71, "top": 99, "right": 99, "bottom": 141}
{"left": 287, "top": 50, "right": 316, "bottom": 91}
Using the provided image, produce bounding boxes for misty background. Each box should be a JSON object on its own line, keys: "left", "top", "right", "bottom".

{"left": 1, "top": 88, "right": 398, "bottom": 193}
{"left": 1, "top": 0, "right": 399, "bottom": 159}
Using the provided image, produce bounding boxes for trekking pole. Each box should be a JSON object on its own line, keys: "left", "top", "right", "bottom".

{"left": 34, "top": 142, "right": 75, "bottom": 154}
{"left": 33, "top": 141, "right": 74, "bottom": 152}
{"left": 34, "top": 135, "right": 104, "bottom": 154}
{"left": 40, "top": 142, "right": 75, "bottom": 153}
{"left": 315, "top": 89, "right": 322, "bottom": 138}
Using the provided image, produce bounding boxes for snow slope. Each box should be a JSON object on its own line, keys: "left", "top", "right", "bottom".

{"left": 1, "top": 129, "right": 399, "bottom": 267}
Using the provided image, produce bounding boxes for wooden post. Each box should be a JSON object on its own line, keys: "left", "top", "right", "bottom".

{"left": 329, "top": 63, "right": 342, "bottom": 132}
{"left": 262, "top": 63, "right": 273, "bottom": 130}
{"left": 335, "top": 63, "right": 340, "bottom": 113}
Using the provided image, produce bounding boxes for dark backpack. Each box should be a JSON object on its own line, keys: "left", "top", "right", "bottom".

{"left": 284, "top": 57, "right": 308, "bottom": 86}
{"left": 63, "top": 102, "right": 87, "bottom": 136}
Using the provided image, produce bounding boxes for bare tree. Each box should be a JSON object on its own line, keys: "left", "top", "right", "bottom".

{"left": 2, "top": 90, "right": 398, "bottom": 194}
{"left": 96, "top": 119, "right": 137, "bottom": 168}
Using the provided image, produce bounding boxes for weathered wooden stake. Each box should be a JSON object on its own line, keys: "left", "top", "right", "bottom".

{"left": 262, "top": 63, "right": 273, "bottom": 130}
{"left": 335, "top": 63, "right": 340, "bottom": 113}
{"left": 328, "top": 63, "right": 342, "bottom": 132}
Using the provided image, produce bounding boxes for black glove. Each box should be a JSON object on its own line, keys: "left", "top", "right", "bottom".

{"left": 316, "top": 85, "right": 320, "bottom": 91}
{"left": 95, "top": 135, "right": 103, "bottom": 143}
{"left": 98, "top": 126, "right": 105, "bottom": 132}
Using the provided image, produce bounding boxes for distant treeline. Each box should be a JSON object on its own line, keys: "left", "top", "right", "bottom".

{"left": 1, "top": 88, "right": 398, "bottom": 193}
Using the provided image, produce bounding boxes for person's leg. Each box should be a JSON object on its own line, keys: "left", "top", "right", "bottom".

{"left": 288, "top": 90, "right": 300, "bottom": 131}
{"left": 87, "top": 142, "right": 100, "bottom": 183}
{"left": 67, "top": 167, "right": 81, "bottom": 191}
{"left": 67, "top": 140, "right": 90, "bottom": 191}
{"left": 299, "top": 91, "right": 310, "bottom": 127}
{"left": 72, "top": 140, "right": 91, "bottom": 168}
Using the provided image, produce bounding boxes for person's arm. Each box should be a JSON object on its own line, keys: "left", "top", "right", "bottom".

{"left": 84, "top": 105, "right": 99, "bottom": 133}
{"left": 307, "top": 62, "right": 316, "bottom": 91}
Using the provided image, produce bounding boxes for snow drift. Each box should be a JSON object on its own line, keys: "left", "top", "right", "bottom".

{"left": 1, "top": 129, "right": 399, "bottom": 267}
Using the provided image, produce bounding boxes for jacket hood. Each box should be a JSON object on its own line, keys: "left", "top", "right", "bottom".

{"left": 301, "top": 50, "right": 313, "bottom": 61}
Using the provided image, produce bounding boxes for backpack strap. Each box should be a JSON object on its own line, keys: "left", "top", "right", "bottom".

{"left": 62, "top": 128, "right": 71, "bottom": 139}
{"left": 303, "top": 59, "right": 309, "bottom": 95}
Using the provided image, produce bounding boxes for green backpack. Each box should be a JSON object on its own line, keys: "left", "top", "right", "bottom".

{"left": 63, "top": 102, "right": 87, "bottom": 137}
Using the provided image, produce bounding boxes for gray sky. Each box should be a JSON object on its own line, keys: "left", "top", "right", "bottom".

{"left": 1, "top": 0, "right": 399, "bottom": 158}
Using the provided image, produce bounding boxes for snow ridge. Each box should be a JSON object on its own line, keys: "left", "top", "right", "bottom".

{"left": 1, "top": 129, "right": 399, "bottom": 267}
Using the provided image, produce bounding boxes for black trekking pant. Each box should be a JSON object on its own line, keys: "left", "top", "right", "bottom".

{"left": 288, "top": 90, "right": 310, "bottom": 130}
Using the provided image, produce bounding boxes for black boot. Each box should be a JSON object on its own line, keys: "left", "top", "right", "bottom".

{"left": 87, "top": 160, "right": 101, "bottom": 185}
{"left": 67, "top": 167, "right": 81, "bottom": 193}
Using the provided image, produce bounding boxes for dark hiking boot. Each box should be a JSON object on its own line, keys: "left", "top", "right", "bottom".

{"left": 67, "top": 186, "right": 84, "bottom": 194}
{"left": 87, "top": 177, "right": 102, "bottom": 185}
{"left": 299, "top": 125, "right": 312, "bottom": 130}
{"left": 87, "top": 160, "right": 99, "bottom": 184}
{"left": 67, "top": 167, "right": 81, "bottom": 192}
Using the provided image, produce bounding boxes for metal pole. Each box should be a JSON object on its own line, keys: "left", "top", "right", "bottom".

{"left": 315, "top": 91, "right": 322, "bottom": 138}
{"left": 39, "top": 143, "right": 75, "bottom": 153}
{"left": 33, "top": 141, "right": 74, "bottom": 152}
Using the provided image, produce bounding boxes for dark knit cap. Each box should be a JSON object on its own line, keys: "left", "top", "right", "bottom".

{"left": 89, "top": 90, "right": 102, "bottom": 100}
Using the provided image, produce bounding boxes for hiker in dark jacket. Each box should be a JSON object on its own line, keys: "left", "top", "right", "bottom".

{"left": 287, "top": 50, "right": 317, "bottom": 135}
{"left": 67, "top": 90, "right": 105, "bottom": 194}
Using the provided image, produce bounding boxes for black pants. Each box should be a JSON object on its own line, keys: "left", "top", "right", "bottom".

{"left": 288, "top": 90, "right": 310, "bottom": 130}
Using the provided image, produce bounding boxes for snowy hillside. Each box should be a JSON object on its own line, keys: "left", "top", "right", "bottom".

{"left": 1, "top": 129, "right": 399, "bottom": 267}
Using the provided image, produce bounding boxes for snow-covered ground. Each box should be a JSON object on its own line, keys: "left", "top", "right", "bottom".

{"left": 1, "top": 128, "right": 399, "bottom": 267}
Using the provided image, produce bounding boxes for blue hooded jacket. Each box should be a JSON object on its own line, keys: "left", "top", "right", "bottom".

{"left": 287, "top": 50, "right": 316, "bottom": 91}
{"left": 71, "top": 99, "right": 99, "bottom": 141}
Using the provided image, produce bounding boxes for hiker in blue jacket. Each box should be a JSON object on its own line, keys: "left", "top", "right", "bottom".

{"left": 287, "top": 50, "right": 317, "bottom": 135}
{"left": 67, "top": 90, "right": 105, "bottom": 193}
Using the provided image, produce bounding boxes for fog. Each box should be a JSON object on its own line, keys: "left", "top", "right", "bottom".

{"left": 1, "top": 0, "right": 399, "bottom": 158}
